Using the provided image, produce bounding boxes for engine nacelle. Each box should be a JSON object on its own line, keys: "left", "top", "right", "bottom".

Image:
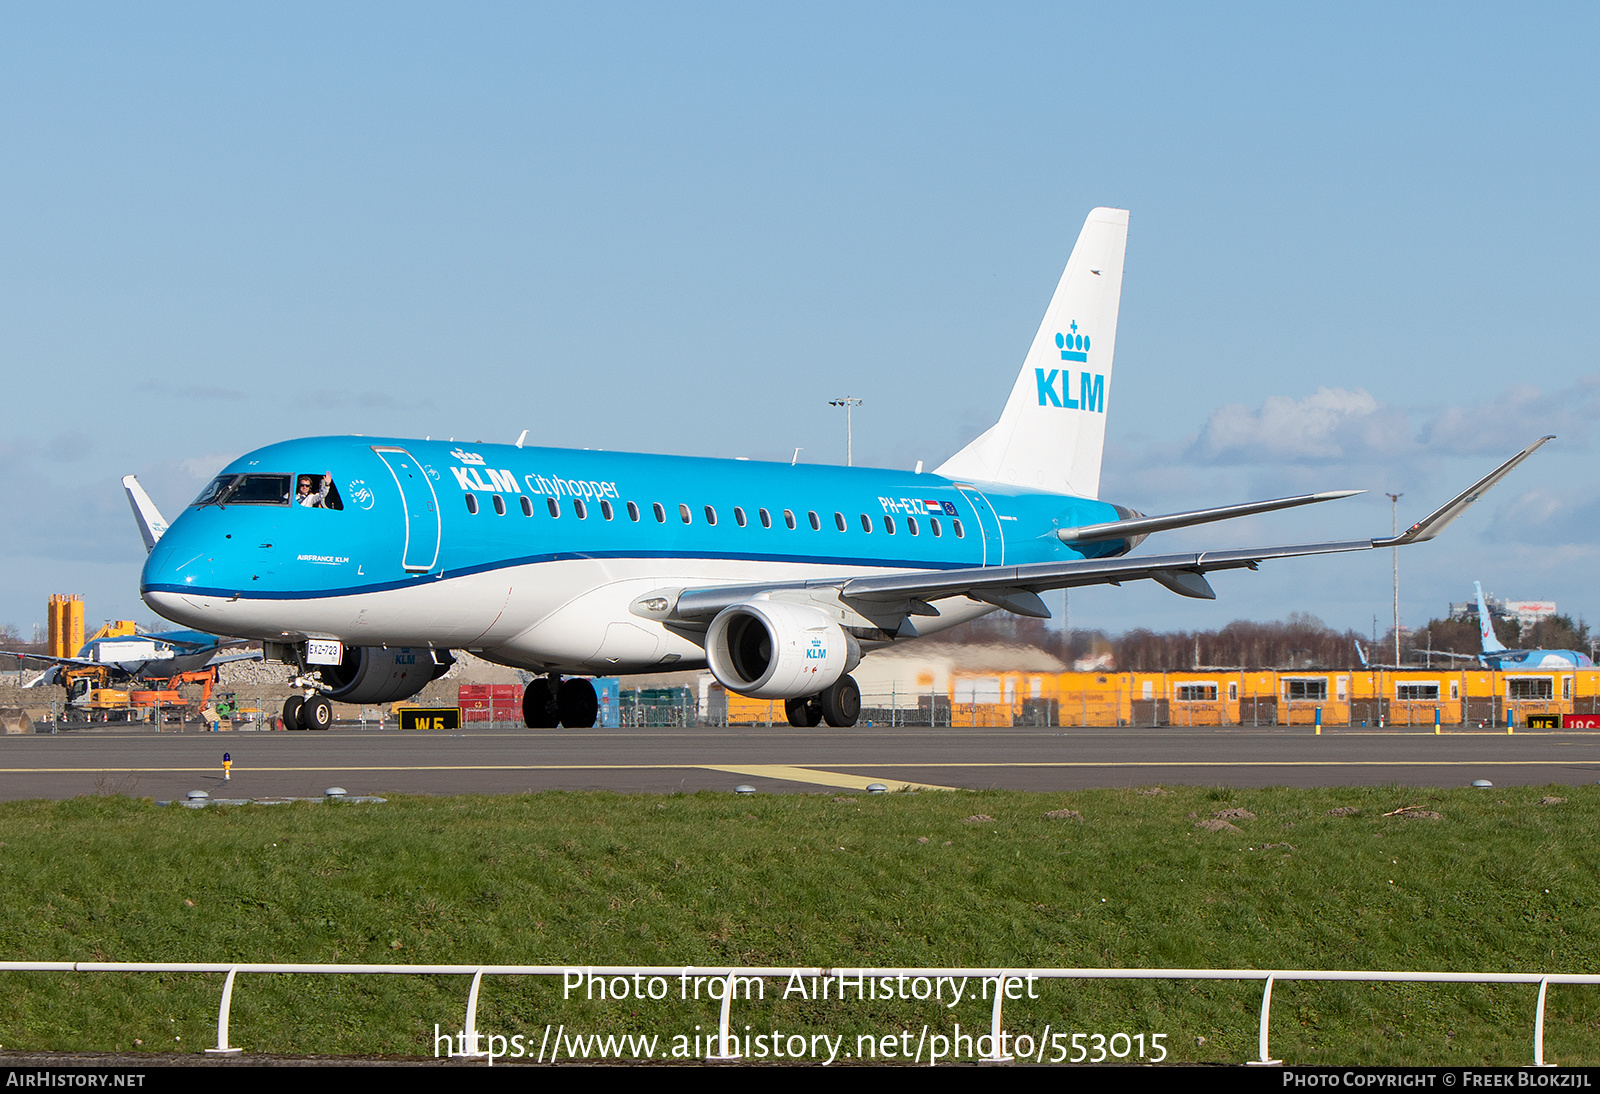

{"left": 704, "top": 601, "right": 859, "bottom": 700}
{"left": 316, "top": 647, "right": 454, "bottom": 704}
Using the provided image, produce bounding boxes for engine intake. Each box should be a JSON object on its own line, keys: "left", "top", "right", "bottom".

{"left": 705, "top": 601, "right": 859, "bottom": 700}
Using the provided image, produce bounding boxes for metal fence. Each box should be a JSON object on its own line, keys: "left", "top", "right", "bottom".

{"left": 2, "top": 961, "right": 1591, "bottom": 1064}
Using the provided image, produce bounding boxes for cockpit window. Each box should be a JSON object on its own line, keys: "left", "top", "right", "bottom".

{"left": 295, "top": 473, "right": 343, "bottom": 510}
{"left": 192, "top": 475, "right": 236, "bottom": 507}
{"left": 192, "top": 473, "right": 294, "bottom": 507}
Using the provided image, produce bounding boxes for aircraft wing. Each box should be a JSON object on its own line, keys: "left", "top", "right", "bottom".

{"left": 10, "top": 652, "right": 109, "bottom": 671}
{"left": 661, "top": 438, "right": 1551, "bottom": 625}
{"left": 204, "top": 649, "right": 263, "bottom": 667}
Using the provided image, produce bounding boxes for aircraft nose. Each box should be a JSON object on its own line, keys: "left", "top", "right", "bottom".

{"left": 138, "top": 521, "right": 220, "bottom": 629}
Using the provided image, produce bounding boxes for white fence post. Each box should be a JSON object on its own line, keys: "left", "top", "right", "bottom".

{"left": 1249, "top": 974, "right": 1281, "bottom": 1065}
{"left": 1534, "top": 976, "right": 1550, "bottom": 1067}
{"left": 204, "top": 966, "right": 242, "bottom": 1056}
{"left": 456, "top": 967, "right": 488, "bottom": 1057}
{"left": 986, "top": 974, "right": 1015, "bottom": 1062}
{"left": 708, "top": 971, "right": 740, "bottom": 1060}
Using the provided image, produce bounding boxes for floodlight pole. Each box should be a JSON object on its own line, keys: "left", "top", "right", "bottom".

{"left": 828, "top": 396, "right": 863, "bottom": 467}
{"left": 1386, "top": 493, "right": 1403, "bottom": 666}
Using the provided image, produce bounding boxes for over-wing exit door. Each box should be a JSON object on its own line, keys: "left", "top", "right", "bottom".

{"left": 372, "top": 447, "right": 441, "bottom": 572}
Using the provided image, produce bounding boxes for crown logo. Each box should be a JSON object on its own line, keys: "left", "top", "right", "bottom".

{"left": 1055, "top": 321, "right": 1089, "bottom": 363}
{"left": 450, "top": 448, "right": 485, "bottom": 465}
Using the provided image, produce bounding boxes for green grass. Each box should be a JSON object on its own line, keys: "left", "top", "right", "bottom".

{"left": 0, "top": 785, "right": 1597, "bottom": 1064}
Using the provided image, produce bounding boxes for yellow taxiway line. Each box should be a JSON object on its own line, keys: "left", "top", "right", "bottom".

{"left": 699, "top": 764, "right": 958, "bottom": 791}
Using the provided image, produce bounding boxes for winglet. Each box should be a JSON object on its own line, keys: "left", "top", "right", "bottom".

{"left": 1373, "top": 437, "right": 1553, "bottom": 547}
{"left": 121, "top": 475, "right": 169, "bottom": 553}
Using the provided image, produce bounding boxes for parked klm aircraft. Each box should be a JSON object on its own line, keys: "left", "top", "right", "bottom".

{"left": 129, "top": 208, "right": 1551, "bottom": 730}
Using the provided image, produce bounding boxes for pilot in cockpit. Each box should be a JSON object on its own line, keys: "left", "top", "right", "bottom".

{"left": 298, "top": 474, "right": 336, "bottom": 508}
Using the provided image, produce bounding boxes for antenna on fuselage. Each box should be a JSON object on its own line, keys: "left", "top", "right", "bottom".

{"left": 515, "top": 429, "right": 528, "bottom": 448}
{"left": 791, "top": 448, "right": 803, "bottom": 466}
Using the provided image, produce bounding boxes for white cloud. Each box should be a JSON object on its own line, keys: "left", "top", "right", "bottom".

{"left": 1421, "top": 375, "right": 1600, "bottom": 456}
{"left": 1188, "top": 386, "right": 1409, "bottom": 464}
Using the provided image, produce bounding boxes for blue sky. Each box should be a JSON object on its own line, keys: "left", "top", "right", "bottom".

{"left": 1, "top": 4, "right": 1595, "bottom": 640}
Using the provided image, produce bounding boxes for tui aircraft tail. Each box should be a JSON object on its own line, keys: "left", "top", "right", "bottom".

{"left": 1475, "top": 581, "right": 1507, "bottom": 653}
{"left": 935, "top": 207, "right": 1128, "bottom": 498}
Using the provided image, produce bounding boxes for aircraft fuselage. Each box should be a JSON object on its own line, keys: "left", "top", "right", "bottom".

{"left": 139, "top": 436, "right": 1129, "bottom": 675}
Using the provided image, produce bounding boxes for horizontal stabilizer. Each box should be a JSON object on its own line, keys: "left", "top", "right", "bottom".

{"left": 1058, "top": 490, "right": 1362, "bottom": 544}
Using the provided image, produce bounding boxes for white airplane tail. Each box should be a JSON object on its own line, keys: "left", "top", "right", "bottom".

{"left": 1475, "top": 581, "right": 1507, "bottom": 653}
{"left": 935, "top": 206, "right": 1129, "bottom": 498}
{"left": 122, "top": 475, "right": 169, "bottom": 553}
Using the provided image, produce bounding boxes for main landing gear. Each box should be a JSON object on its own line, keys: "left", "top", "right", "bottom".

{"left": 523, "top": 675, "right": 599, "bottom": 729}
{"left": 282, "top": 693, "right": 333, "bottom": 731}
{"left": 785, "top": 674, "right": 860, "bottom": 728}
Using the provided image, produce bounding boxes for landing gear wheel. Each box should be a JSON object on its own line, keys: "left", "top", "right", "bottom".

{"left": 785, "top": 696, "right": 823, "bottom": 727}
{"left": 820, "top": 674, "right": 861, "bottom": 728}
{"left": 558, "top": 678, "right": 599, "bottom": 729}
{"left": 282, "top": 695, "right": 304, "bottom": 731}
{"left": 301, "top": 694, "right": 334, "bottom": 731}
{"left": 522, "top": 678, "right": 559, "bottom": 728}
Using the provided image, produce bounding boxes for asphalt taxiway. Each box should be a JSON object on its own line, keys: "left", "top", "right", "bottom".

{"left": 0, "top": 724, "right": 1597, "bottom": 800}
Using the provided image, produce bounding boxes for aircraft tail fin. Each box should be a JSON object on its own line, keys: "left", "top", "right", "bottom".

{"left": 1475, "top": 581, "right": 1508, "bottom": 653}
{"left": 1355, "top": 640, "right": 1369, "bottom": 668}
{"left": 122, "top": 475, "right": 169, "bottom": 553}
{"left": 934, "top": 206, "right": 1128, "bottom": 498}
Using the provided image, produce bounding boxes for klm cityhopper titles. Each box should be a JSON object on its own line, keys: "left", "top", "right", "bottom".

{"left": 129, "top": 208, "right": 1550, "bottom": 730}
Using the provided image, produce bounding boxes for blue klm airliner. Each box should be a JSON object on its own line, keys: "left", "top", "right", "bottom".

{"left": 129, "top": 209, "right": 1551, "bottom": 730}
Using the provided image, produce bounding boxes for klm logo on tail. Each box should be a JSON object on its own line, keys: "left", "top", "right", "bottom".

{"left": 1035, "top": 323, "right": 1105, "bottom": 412}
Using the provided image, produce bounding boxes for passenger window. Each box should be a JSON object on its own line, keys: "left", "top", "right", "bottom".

{"left": 759, "top": 508, "right": 772, "bottom": 528}
{"left": 884, "top": 515, "right": 895, "bottom": 534}
{"left": 734, "top": 507, "right": 747, "bottom": 527}
{"left": 834, "top": 512, "right": 846, "bottom": 531}
{"left": 953, "top": 519, "right": 965, "bottom": 538}
{"left": 705, "top": 505, "right": 718, "bottom": 525}
{"left": 930, "top": 517, "right": 942, "bottom": 537}
{"left": 783, "top": 509, "right": 796, "bottom": 530}
{"left": 679, "top": 503, "right": 692, "bottom": 524}
{"left": 601, "top": 499, "right": 614, "bottom": 520}
{"left": 627, "top": 501, "right": 640, "bottom": 521}
{"left": 907, "top": 516, "right": 918, "bottom": 536}
{"left": 574, "top": 499, "right": 587, "bottom": 519}
{"left": 465, "top": 495, "right": 478, "bottom": 515}
{"left": 859, "top": 513, "right": 873, "bottom": 533}
{"left": 520, "top": 496, "right": 532, "bottom": 517}
{"left": 492, "top": 494, "right": 506, "bottom": 516}
{"left": 547, "top": 497, "right": 560, "bottom": 518}
{"left": 808, "top": 511, "right": 820, "bottom": 530}
{"left": 653, "top": 503, "right": 666, "bottom": 523}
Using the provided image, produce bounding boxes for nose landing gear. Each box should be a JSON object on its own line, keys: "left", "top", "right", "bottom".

{"left": 281, "top": 693, "right": 333, "bottom": 731}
